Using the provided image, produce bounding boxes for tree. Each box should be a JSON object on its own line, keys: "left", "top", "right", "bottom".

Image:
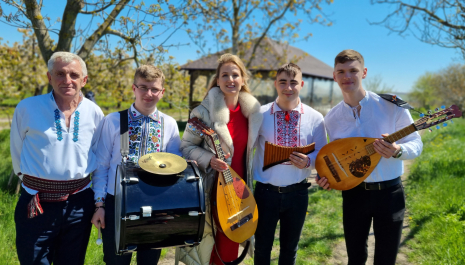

{"left": 0, "top": 0, "right": 190, "bottom": 77}
{"left": 0, "top": 29, "right": 48, "bottom": 99}
{"left": 409, "top": 72, "right": 438, "bottom": 109}
{"left": 409, "top": 64, "right": 465, "bottom": 112}
{"left": 371, "top": 0, "right": 465, "bottom": 59}
{"left": 363, "top": 74, "right": 395, "bottom": 93}
{"left": 186, "top": 0, "right": 333, "bottom": 68}
{"left": 434, "top": 64, "right": 465, "bottom": 111}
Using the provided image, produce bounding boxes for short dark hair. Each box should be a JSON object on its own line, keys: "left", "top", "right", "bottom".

{"left": 334, "top": 49, "right": 365, "bottom": 68}
{"left": 276, "top": 63, "right": 302, "bottom": 79}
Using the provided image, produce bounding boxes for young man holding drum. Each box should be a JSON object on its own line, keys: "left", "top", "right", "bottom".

{"left": 91, "top": 65, "right": 182, "bottom": 264}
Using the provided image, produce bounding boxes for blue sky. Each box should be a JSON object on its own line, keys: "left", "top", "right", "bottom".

{"left": 1, "top": 0, "right": 461, "bottom": 93}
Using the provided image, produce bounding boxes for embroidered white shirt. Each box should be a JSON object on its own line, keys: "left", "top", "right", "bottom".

{"left": 253, "top": 101, "right": 327, "bottom": 187}
{"left": 324, "top": 91, "right": 423, "bottom": 183}
{"left": 10, "top": 91, "right": 104, "bottom": 194}
{"left": 92, "top": 104, "right": 182, "bottom": 201}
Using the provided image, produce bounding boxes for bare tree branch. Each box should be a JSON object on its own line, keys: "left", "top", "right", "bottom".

{"left": 24, "top": 0, "right": 55, "bottom": 62}
{"left": 371, "top": 0, "right": 465, "bottom": 59}
{"left": 56, "top": 0, "right": 84, "bottom": 52}
{"left": 79, "top": 0, "right": 115, "bottom": 14}
{"left": 246, "top": 0, "right": 294, "bottom": 68}
{"left": 77, "top": 0, "right": 130, "bottom": 60}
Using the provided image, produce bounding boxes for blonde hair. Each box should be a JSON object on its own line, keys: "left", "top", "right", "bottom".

{"left": 334, "top": 49, "right": 365, "bottom": 68}
{"left": 134, "top": 65, "right": 165, "bottom": 85}
{"left": 206, "top": 53, "right": 251, "bottom": 94}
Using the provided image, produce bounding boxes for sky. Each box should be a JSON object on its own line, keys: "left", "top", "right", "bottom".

{"left": 1, "top": 0, "right": 461, "bottom": 93}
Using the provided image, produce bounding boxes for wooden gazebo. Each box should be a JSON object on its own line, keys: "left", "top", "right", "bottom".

{"left": 181, "top": 37, "right": 337, "bottom": 114}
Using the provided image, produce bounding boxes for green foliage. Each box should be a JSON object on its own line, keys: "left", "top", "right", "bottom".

{"left": 0, "top": 30, "right": 191, "bottom": 116}
{"left": 0, "top": 29, "right": 48, "bottom": 99}
{"left": 410, "top": 64, "right": 465, "bottom": 111}
{"left": 405, "top": 118, "right": 465, "bottom": 264}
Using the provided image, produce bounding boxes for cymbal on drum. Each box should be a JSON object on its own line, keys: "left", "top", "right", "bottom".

{"left": 139, "top": 153, "right": 187, "bottom": 175}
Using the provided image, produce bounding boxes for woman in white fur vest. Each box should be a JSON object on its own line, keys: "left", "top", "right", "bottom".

{"left": 175, "top": 54, "right": 263, "bottom": 265}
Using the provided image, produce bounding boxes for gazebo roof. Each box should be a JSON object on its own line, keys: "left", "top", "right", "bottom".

{"left": 180, "top": 37, "right": 334, "bottom": 80}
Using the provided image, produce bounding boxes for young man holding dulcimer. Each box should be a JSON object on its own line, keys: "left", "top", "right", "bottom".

{"left": 252, "top": 63, "right": 327, "bottom": 265}
{"left": 316, "top": 49, "right": 423, "bottom": 265}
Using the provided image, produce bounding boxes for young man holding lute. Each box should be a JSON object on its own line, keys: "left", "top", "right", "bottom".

{"left": 316, "top": 49, "right": 423, "bottom": 265}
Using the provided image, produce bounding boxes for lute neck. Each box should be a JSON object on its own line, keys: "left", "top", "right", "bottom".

{"left": 211, "top": 134, "right": 234, "bottom": 184}
{"left": 365, "top": 124, "right": 417, "bottom": 155}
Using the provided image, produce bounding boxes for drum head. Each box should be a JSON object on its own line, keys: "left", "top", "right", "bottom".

{"left": 138, "top": 153, "right": 187, "bottom": 175}
{"left": 114, "top": 164, "right": 124, "bottom": 253}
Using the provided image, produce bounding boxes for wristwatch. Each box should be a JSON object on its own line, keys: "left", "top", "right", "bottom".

{"left": 393, "top": 146, "right": 403, "bottom": 158}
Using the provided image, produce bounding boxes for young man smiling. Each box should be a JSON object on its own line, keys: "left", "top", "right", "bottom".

{"left": 317, "top": 50, "right": 423, "bottom": 265}
{"left": 91, "top": 65, "right": 182, "bottom": 264}
{"left": 252, "top": 63, "right": 327, "bottom": 265}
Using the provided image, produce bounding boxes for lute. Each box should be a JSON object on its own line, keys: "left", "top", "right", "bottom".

{"left": 187, "top": 117, "right": 258, "bottom": 243}
{"left": 315, "top": 105, "right": 463, "bottom": 190}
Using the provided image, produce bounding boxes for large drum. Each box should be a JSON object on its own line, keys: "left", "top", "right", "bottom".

{"left": 114, "top": 161, "right": 205, "bottom": 254}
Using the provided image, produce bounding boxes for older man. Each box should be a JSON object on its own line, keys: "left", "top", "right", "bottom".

{"left": 10, "top": 52, "right": 104, "bottom": 265}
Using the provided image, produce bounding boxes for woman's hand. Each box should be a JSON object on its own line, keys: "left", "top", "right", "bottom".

{"left": 210, "top": 153, "right": 230, "bottom": 172}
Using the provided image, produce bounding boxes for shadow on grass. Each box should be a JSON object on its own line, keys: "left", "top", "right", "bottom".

{"left": 299, "top": 233, "right": 345, "bottom": 248}
{"left": 399, "top": 214, "right": 433, "bottom": 247}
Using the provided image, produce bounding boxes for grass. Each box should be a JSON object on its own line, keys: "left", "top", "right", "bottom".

{"left": 1, "top": 117, "right": 463, "bottom": 264}
{"left": 403, "top": 117, "right": 465, "bottom": 265}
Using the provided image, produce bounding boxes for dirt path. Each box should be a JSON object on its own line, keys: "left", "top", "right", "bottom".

{"left": 326, "top": 160, "right": 414, "bottom": 265}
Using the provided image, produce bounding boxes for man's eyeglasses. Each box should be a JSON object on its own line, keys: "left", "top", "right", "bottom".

{"left": 133, "top": 84, "right": 163, "bottom": 94}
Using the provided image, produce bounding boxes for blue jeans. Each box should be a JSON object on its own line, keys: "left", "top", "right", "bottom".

{"left": 253, "top": 182, "right": 309, "bottom": 265}
{"left": 15, "top": 188, "right": 94, "bottom": 265}
{"left": 102, "top": 194, "right": 161, "bottom": 265}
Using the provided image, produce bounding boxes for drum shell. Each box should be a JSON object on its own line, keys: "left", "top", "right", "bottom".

{"left": 115, "top": 162, "right": 205, "bottom": 253}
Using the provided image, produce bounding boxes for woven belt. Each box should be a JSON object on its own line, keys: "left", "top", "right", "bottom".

{"left": 258, "top": 179, "right": 311, "bottom": 194}
{"left": 357, "top": 177, "right": 401, "bottom": 191}
{"left": 22, "top": 174, "right": 90, "bottom": 218}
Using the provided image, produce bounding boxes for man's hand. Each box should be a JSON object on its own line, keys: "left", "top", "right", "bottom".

{"left": 315, "top": 175, "right": 332, "bottom": 191}
{"left": 289, "top": 152, "right": 309, "bottom": 169}
{"left": 91, "top": 202, "right": 105, "bottom": 229}
{"left": 373, "top": 133, "right": 401, "bottom": 159}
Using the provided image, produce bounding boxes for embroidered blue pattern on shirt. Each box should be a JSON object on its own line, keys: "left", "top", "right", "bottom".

{"left": 73, "top": 111, "right": 80, "bottom": 142}
{"left": 54, "top": 109, "right": 63, "bottom": 141}
{"left": 127, "top": 108, "right": 164, "bottom": 164}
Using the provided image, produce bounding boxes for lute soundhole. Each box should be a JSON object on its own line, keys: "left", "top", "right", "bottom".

{"left": 349, "top": 156, "right": 371, "bottom": 178}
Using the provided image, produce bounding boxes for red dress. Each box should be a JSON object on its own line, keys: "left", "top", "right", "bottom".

{"left": 210, "top": 103, "right": 249, "bottom": 264}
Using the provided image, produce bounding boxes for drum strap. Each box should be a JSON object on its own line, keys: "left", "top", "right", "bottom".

{"left": 210, "top": 180, "right": 250, "bottom": 265}
{"left": 119, "top": 109, "right": 130, "bottom": 159}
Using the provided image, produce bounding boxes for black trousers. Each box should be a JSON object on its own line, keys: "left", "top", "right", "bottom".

{"left": 253, "top": 182, "right": 309, "bottom": 265}
{"left": 102, "top": 194, "right": 161, "bottom": 265}
{"left": 342, "top": 182, "right": 405, "bottom": 265}
{"left": 15, "top": 188, "right": 94, "bottom": 265}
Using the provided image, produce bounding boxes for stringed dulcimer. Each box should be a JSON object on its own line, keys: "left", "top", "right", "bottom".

{"left": 315, "top": 105, "right": 463, "bottom": 191}
{"left": 187, "top": 117, "right": 258, "bottom": 243}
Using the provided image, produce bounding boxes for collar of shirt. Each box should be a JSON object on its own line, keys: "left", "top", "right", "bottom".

{"left": 270, "top": 100, "right": 304, "bottom": 115}
{"left": 49, "top": 90, "right": 84, "bottom": 110}
{"left": 129, "top": 103, "right": 159, "bottom": 122}
{"left": 341, "top": 91, "right": 371, "bottom": 123}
